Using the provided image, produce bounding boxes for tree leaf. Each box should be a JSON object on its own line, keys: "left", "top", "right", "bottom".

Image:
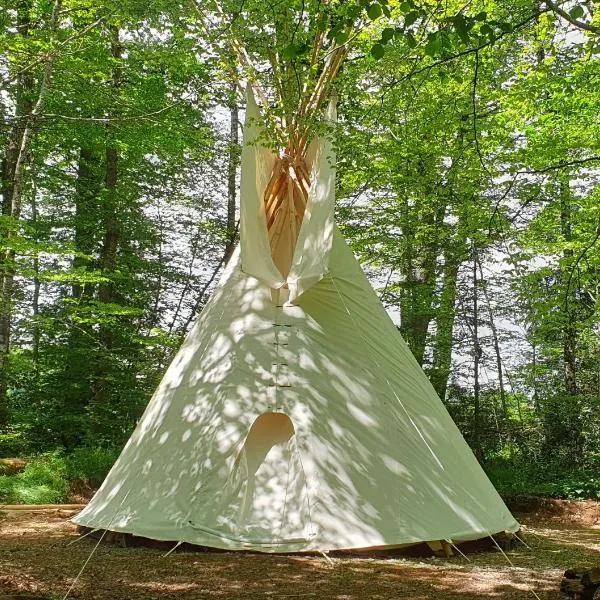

{"left": 569, "top": 5, "right": 585, "bottom": 19}
{"left": 370, "top": 42, "right": 385, "bottom": 59}
{"left": 367, "top": 3, "right": 383, "bottom": 20}
{"left": 480, "top": 23, "right": 494, "bottom": 38}
{"left": 335, "top": 30, "right": 350, "bottom": 45}
{"left": 425, "top": 32, "right": 442, "bottom": 56}
{"left": 404, "top": 10, "right": 420, "bottom": 27}
{"left": 347, "top": 5, "right": 362, "bottom": 20}
{"left": 281, "top": 45, "right": 297, "bottom": 60}
{"left": 381, "top": 27, "right": 395, "bottom": 43}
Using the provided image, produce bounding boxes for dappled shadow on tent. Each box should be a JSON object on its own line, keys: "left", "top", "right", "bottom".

{"left": 73, "top": 230, "right": 517, "bottom": 551}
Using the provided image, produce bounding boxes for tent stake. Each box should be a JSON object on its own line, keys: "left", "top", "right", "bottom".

{"left": 163, "top": 541, "right": 183, "bottom": 557}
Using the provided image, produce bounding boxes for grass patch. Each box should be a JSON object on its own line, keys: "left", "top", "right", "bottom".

{"left": 0, "top": 453, "right": 69, "bottom": 504}
{"left": 0, "top": 446, "right": 119, "bottom": 504}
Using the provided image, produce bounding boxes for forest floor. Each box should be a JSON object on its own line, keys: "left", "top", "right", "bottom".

{"left": 0, "top": 497, "right": 599, "bottom": 600}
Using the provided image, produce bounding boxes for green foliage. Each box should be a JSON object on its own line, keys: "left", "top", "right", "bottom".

{"left": 0, "top": 453, "right": 69, "bottom": 504}
{"left": 0, "top": 448, "right": 119, "bottom": 504}
{"left": 65, "top": 446, "right": 120, "bottom": 488}
{"left": 487, "top": 457, "right": 600, "bottom": 500}
{"left": 0, "top": 431, "right": 29, "bottom": 457}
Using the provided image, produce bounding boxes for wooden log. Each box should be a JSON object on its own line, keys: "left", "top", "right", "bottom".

{"left": 0, "top": 458, "right": 28, "bottom": 475}
{"left": 560, "top": 567, "right": 600, "bottom": 599}
{"left": 266, "top": 172, "right": 288, "bottom": 227}
{"left": 0, "top": 503, "right": 86, "bottom": 511}
{"left": 565, "top": 568, "right": 589, "bottom": 579}
{"left": 264, "top": 160, "right": 285, "bottom": 211}
{"left": 426, "top": 540, "right": 453, "bottom": 558}
{"left": 560, "top": 579, "right": 585, "bottom": 594}
{"left": 582, "top": 568, "right": 600, "bottom": 587}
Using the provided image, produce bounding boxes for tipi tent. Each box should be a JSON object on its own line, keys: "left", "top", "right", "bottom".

{"left": 73, "top": 88, "right": 519, "bottom": 553}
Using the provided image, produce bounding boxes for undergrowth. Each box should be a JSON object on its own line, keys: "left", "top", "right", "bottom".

{"left": 1, "top": 447, "right": 599, "bottom": 505}
{"left": 0, "top": 447, "right": 119, "bottom": 504}
{"left": 486, "top": 457, "right": 600, "bottom": 500}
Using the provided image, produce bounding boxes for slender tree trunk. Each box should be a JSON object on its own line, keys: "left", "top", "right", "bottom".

{"left": 147, "top": 200, "right": 164, "bottom": 330}
{"left": 0, "top": 0, "right": 61, "bottom": 427}
{"left": 226, "top": 82, "right": 239, "bottom": 244}
{"left": 72, "top": 148, "right": 102, "bottom": 299}
{"left": 98, "top": 143, "right": 119, "bottom": 319}
{"left": 30, "top": 177, "right": 40, "bottom": 371}
{"left": 0, "top": 0, "right": 34, "bottom": 426}
{"left": 477, "top": 257, "right": 507, "bottom": 420}
{"left": 176, "top": 85, "right": 241, "bottom": 339}
{"left": 558, "top": 177, "right": 582, "bottom": 461}
{"left": 62, "top": 147, "right": 103, "bottom": 423}
{"left": 98, "top": 25, "right": 122, "bottom": 326}
{"left": 530, "top": 332, "right": 541, "bottom": 411}
{"left": 472, "top": 244, "right": 483, "bottom": 462}
{"left": 560, "top": 179, "right": 577, "bottom": 396}
{"left": 399, "top": 203, "right": 442, "bottom": 366}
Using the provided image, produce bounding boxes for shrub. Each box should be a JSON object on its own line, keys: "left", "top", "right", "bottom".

{"left": 65, "top": 446, "right": 120, "bottom": 488}
{"left": 486, "top": 455, "right": 600, "bottom": 500}
{"left": 0, "top": 453, "right": 69, "bottom": 504}
{"left": 0, "top": 430, "right": 30, "bottom": 457}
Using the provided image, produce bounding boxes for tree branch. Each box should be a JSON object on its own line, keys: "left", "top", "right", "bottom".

{"left": 563, "top": 225, "right": 600, "bottom": 312}
{"left": 385, "top": 8, "right": 548, "bottom": 90}
{"left": 517, "top": 156, "right": 600, "bottom": 174}
{"left": 544, "top": 0, "right": 600, "bottom": 34}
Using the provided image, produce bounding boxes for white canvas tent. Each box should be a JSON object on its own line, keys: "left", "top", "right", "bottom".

{"left": 73, "top": 90, "right": 519, "bottom": 553}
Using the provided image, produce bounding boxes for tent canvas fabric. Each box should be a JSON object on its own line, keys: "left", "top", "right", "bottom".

{"left": 73, "top": 92, "right": 519, "bottom": 553}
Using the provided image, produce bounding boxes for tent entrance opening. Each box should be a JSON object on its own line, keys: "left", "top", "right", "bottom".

{"left": 219, "top": 411, "right": 315, "bottom": 544}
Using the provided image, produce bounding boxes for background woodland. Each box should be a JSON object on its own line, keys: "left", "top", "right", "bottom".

{"left": 0, "top": 0, "right": 599, "bottom": 501}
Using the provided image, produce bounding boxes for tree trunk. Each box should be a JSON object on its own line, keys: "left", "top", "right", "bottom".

{"left": 399, "top": 204, "right": 442, "bottom": 366}
{"left": 560, "top": 179, "right": 577, "bottom": 396}
{"left": 72, "top": 148, "right": 102, "bottom": 299}
{"left": 98, "top": 143, "right": 119, "bottom": 339}
{"left": 177, "top": 85, "right": 241, "bottom": 338}
{"left": 226, "top": 82, "right": 239, "bottom": 245}
{"left": 30, "top": 176, "right": 40, "bottom": 371}
{"left": 477, "top": 257, "right": 507, "bottom": 420}
{"left": 472, "top": 244, "right": 483, "bottom": 462}
{"left": 61, "top": 147, "right": 103, "bottom": 430}
{"left": 0, "top": 0, "right": 34, "bottom": 426}
{"left": 430, "top": 247, "right": 461, "bottom": 399}
{"left": 89, "top": 25, "right": 121, "bottom": 430}
{"left": 0, "top": 0, "right": 62, "bottom": 427}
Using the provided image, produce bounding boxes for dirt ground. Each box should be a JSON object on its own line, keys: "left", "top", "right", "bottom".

{"left": 0, "top": 498, "right": 599, "bottom": 600}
